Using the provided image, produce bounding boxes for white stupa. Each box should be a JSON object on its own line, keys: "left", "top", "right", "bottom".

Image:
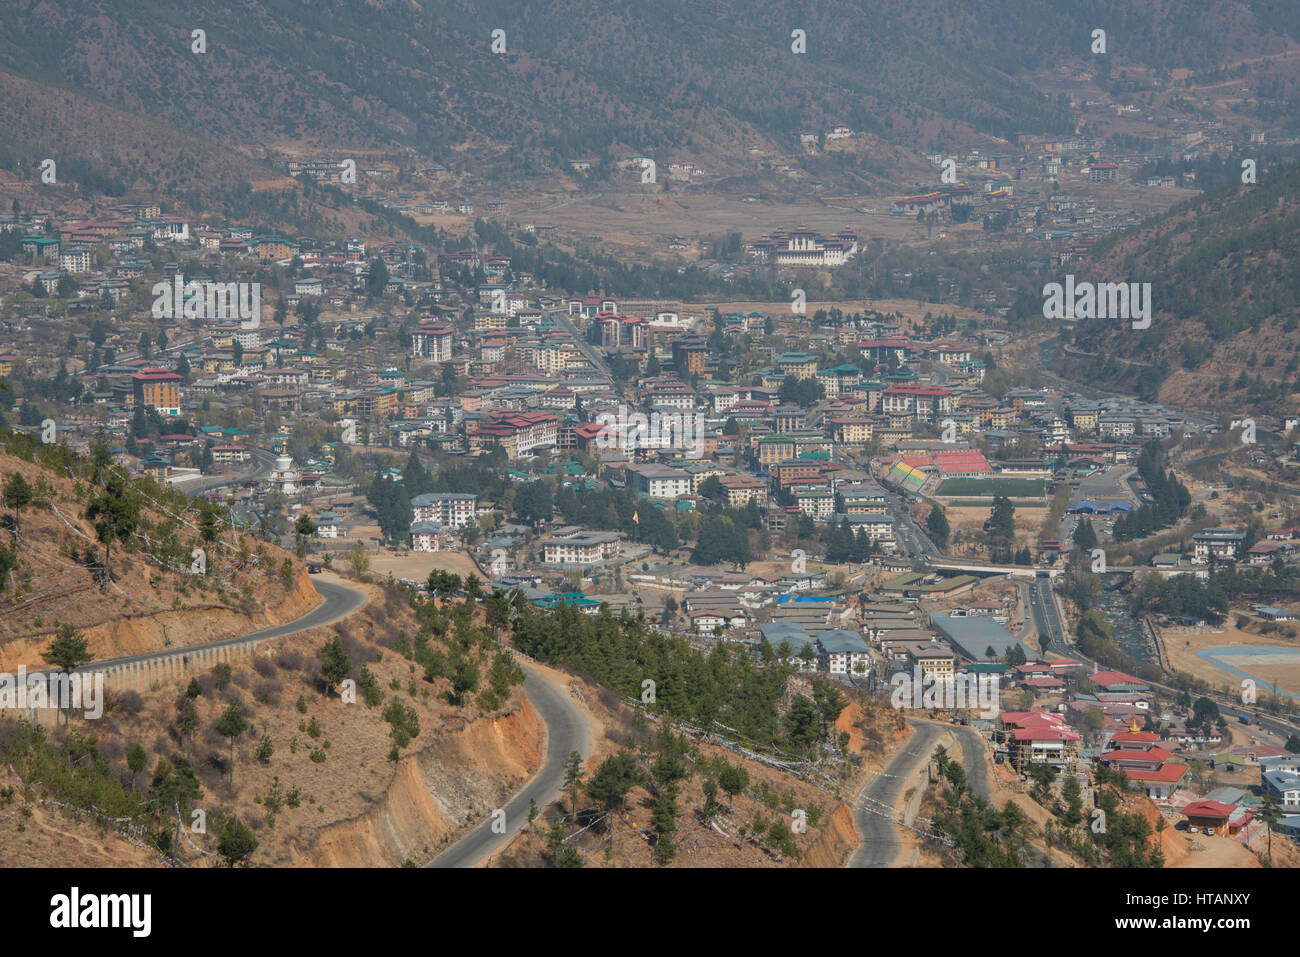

{"left": 269, "top": 454, "right": 299, "bottom": 495}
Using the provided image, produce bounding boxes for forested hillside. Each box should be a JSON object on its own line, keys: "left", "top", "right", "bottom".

{"left": 1058, "top": 161, "right": 1300, "bottom": 409}
{"left": 2, "top": 0, "right": 1297, "bottom": 191}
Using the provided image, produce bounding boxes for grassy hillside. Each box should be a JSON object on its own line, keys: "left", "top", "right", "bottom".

{"left": 0, "top": 430, "right": 540, "bottom": 868}
{"left": 0, "top": 432, "right": 317, "bottom": 662}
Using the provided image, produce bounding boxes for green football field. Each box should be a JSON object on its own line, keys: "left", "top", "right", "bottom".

{"left": 936, "top": 477, "right": 1047, "bottom": 498}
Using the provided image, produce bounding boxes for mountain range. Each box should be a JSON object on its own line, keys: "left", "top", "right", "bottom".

{"left": 1, "top": 0, "right": 1297, "bottom": 197}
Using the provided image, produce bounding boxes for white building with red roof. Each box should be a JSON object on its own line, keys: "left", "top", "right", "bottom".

{"left": 1121, "top": 763, "right": 1188, "bottom": 801}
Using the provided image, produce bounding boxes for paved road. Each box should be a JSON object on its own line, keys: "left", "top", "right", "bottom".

{"left": 1013, "top": 579, "right": 1039, "bottom": 643}
{"left": 1027, "top": 578, "right": 1300, "bottom": 740}
{"left": 53, "top": 577, "right": 368, "bottom": 676}
{"left": 545, "top": 307, "right": 614, "bottom": 384}
{"left": 951, "top": 723, "right": 991, "bottom": 801}
{"left": 430, "top": 660, "right": 591, "bottom": 868}
{"left": 1029, "top": 576, "right": 1072, "bottom": 658}
{"left": 849, "top": 720, "right": 943, "bottom": 868}
{"left": 175, "top": 446, "right": 279, "bottom": 498}
{"left": 882, "top": 489, "right": 943, "bottom": 563}
{"left": 520, "top": 191, "right": 604, "bottom": 213}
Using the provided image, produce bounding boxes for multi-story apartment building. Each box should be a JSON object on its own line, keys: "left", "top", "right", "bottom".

{"left": 671, "top": 337, "right": 709, "bottom": 377}
{"left": 846, "top": 513, "right": 897, "bottom": 545}
{"left": 858, "top": 338, "right": 910, "bottom": 364}
{"left": 411, "top": 323, "right": 453, "bottom": 361}
{"left": 989, "top": 407, "right": 1018, "bottom": 430}
{"left": 794, "top": 486, "right": 836, "bottom": 521}
{"left": 817, "top": 363, "right": 861, "bottom": 398}
{"left": 595, "top": 313, "right": 647, "bottom": 350}
{"left": 1193, "top": 529, "right": 1245, "bottom": 564}
{"left": 756, "top": 432, "right": 832, "bottom": 468}
{"left": 410, "top": 492, "right": 478, "bottom": 528}
{"left": 1098, "top": 413, "right": 1136, "bottom": 438}
{"left": 829, "top": 416, "right": 873, "bottom": 447}
{"left": 541, "top": 531, "right": 623, "bottom": 567}
{"left": 210, "top": 445, "right": 250, "bottom": 465}
{"left": 880, "top": 385, "right": 953, "bottom": 422}
{"left": 719, "top": 475, "right": 769, "bottom": 508}
{"left": 534, "top": 342, "right": 583, "bottom": 374}
{"left": 774, "top": 352, "right": 819, "bottom": 381}
{"left": 684, "top": 463, "right": 727, "bottom": 494}
{"left": 815, "top": 629, "right": 871, "bottom": 676}
{"left": 130, "top": 369, "right": 182, "bottom": 417}
{"left": 59, "top": 245, "right": 92, "bottom": 274}
{"left": 626, "top": 464, "right": 691, "bottom": 500}
{"left": 840, "top": 485, "right": 888, "bottom": 513}
{"left": 772, "top": 459, "right": 824, "bottom": 491}
{"left": 355, "top": 388, "right": 398, "bottom": 420}
{"left": 469, "top": 411, "right": 559, "bottom": 459}
{"left": 906, "top": 641, "right": 956, "bottom": 680}
{"left": 409, "top": 521, "right": 445, "bottom": 552}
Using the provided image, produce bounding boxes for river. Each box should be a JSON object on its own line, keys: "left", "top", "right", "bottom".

{"left": 1099, "top": 579, "right": 1157, "bottom": 664}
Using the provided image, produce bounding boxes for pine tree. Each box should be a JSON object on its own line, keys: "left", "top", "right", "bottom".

{"left": 216, "top": 814, "right": 258, "bottom": 867}
{"left": 40, "top": 625, "right": 94, "bottom": 725}
{"left": 214, "top": 705, "right": 249, "bottom": 784}
{"left": 126, "top": 743, "right": 147, "bottom": 791}
{"left": 926, "top": 504, "right": 950, "bottom": 546}
{"left": 318, "top": 636, "right": 352, "bottom": 694}
{"left": 86, "top": 471, "right": 139, "bottom": 582}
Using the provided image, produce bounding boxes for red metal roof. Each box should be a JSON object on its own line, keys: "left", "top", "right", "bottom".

{"left": 1110, "top": 730, "right": 1160, "bottom": 744}
{"left": 1012, "top": 728, "right": 1080, "bottom": 742}
{"left": 1182, "top": 800, "right": 1235, "bottom": 820}
{"left": 1101, "top": 747, "right": 1174, "bottom": 763}
{"left": 1022, "top": 676, "right": 1065, "bottom": 687}
{"left": 1089, "top": 670, "right": 1145, "bottom": 686}
{"left": 1121, "top": 764, "right": 1187, "bottom": 783}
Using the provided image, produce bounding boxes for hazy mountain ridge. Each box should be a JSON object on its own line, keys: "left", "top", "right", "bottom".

{"left": 0, "top": 0, "right": 1296, "bottom": 189}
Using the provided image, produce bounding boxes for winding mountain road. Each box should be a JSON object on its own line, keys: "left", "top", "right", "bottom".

{"left": 175, "top": 446, "right": 280, "bottom": 498}
{"left": 52, "top": 576, "right": 369, "bottom": 679}
{"left": 429, "top": 660, "right": 591, "bottom": 868}
{"left": 951, "top": 723, "right": 991, "bottom": 801}
{"left": 849, "top": 720, "right": 943, "bottom": 868}
{"left": 849, "top": 717, "right": 994, "bottom": 868}
{"left": 48, "top": 569, "right": 593, "bottom": 869}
